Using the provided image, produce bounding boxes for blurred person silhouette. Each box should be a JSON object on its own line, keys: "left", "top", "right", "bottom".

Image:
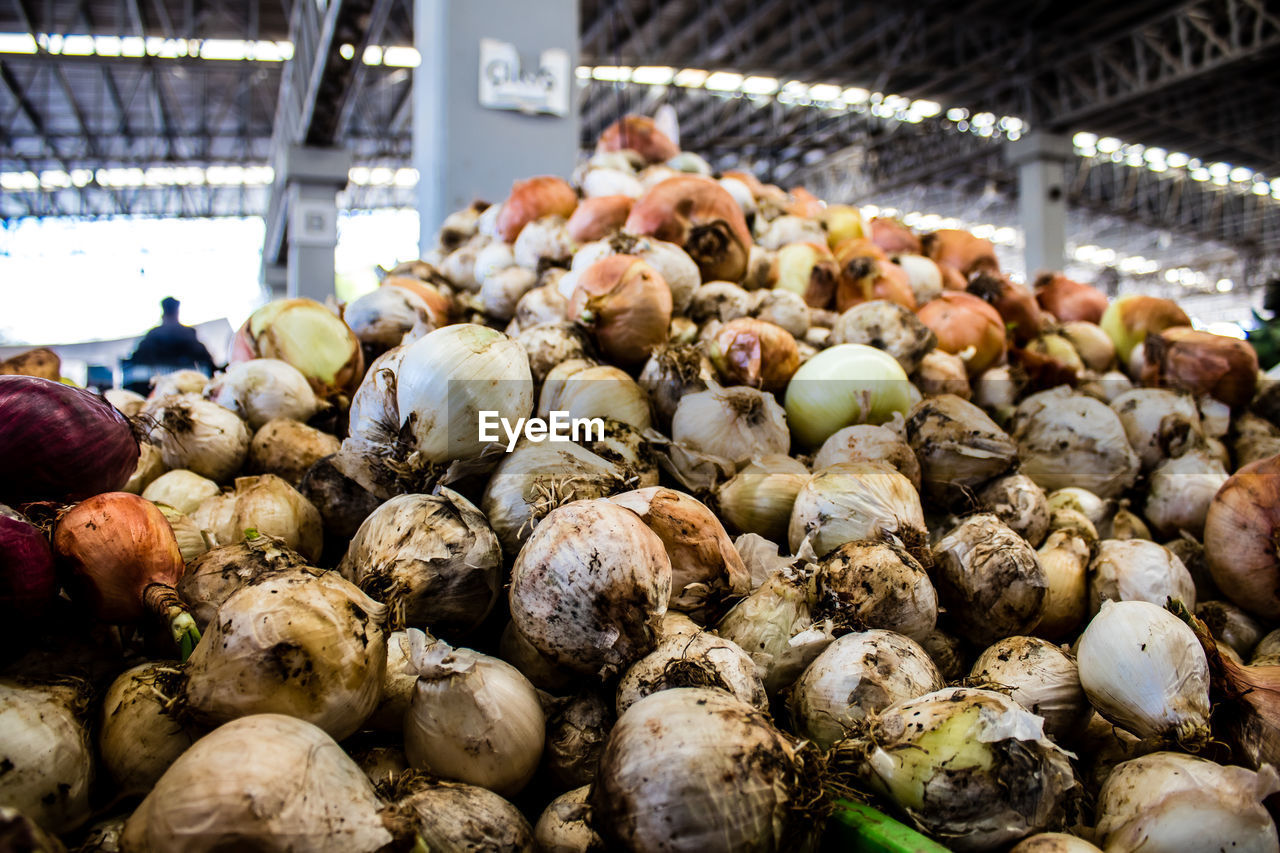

{"left": 124, "top": 297, "right": 216, "bottom": 392}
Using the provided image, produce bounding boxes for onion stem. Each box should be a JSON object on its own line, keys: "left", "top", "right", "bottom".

{"left": 143, "top": 582, "right": 202, "bottom": 661}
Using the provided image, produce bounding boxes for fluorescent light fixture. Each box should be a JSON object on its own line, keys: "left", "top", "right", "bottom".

{"left": 910, "top": 99, "right": 941, "bottom": 117}
{"left": 946, "top": 107, "right": 969, "bottom": 121}
{"left": 999, "top": 116, "right": 1023, "bottom": 132}
{"left": 630, "top": 66, "right": 674, "bottom": 85}
{"left": 1217, "top": 279, "right": 1235, "bottom": 292}
{"left": 808, "top": 83, "right": 841, "bottom": 101}
{"left": 992, "top": 226, "right": 1017, "bottom": 245}
{"left": 971, "top": 111, "right": 995, "bottom": 126}
{"left": 1166, "top": 152, "right": 1189, "bottom": 168}
{"left": 1072, "top": 131, "right": 1098, "bottom": 147}
{"left": 1164, "top": 268, "right": 1180, "bottom": 283}
{"left": 1097, "top": 137, "right": 1122, "bottom": 153}
{"left": 1230, "top": 166, "right": 1253, "bottom": 182}
{"left": 860, "top": 204, "right": 879, "bottom": 218}
{"left": 575, "top": 66, "right": 591, "bottom": 79}
{"left": 843, "top": 87, "right": 870, "bottom": 103}
{"left": 339, "top": 43, "right": 354, "bottom": 60}
{"left": 200, "top": 39, "right": 250, "bottom": 60}
{"left": 592, "top": 65, "right": 632, "bottom": 82}
{"left": 1191, "top": 168, "right": 1210, "bottom": 181}
{"left": 1209, "top": 161, "right": 1231, "bottom": 176}
{"left": 704, "top": 71, "right": 744, "bottom": 91}
{"left": 363, "top": 45, "right": 383, "bottom": 65}
{"left": 61, "top": 35, "right": 95, "bottom": 55}
{"left": 382, "top": 46, "right": 420, "bottom": 67}
{"left": 741, "top": 75, "right": 779, "bottom": 95}
{"left": 0, "top": 33, "right": 37, "bottom": 54}
{"left": 673, "top": 68, "right": 708, "bottom": 87}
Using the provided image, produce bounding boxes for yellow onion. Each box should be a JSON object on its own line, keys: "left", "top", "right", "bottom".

{"left": 771, "top": 241, "right": 840, "bottom": 308}
{"left": 626, "top": 175, "right": 754, "bottom": 282}
{"left": 566, "top": 194, "right": 633, "bottom": 243}
{"left": 638, "top": 343, "right": 713, "bottom": 430}
{"left": 1059, "top": 321, "right": 1115, "bottom": 372}
{"left": 785, "top": 343, "right": 915, "bottom": 449}
{"left": 917, "top": 291, "right": 1006, "bottom": 376}
{"left": 1142, "top": 326, "right": 1259, "bottom": 410}
{"left": 567, "top": 255, "right": 672, "bottom": 366}
{"left": 869, "top": 217, "right": 922, "bottom": 254}
{"left": 230, "top": 299, "right": 363, "bottom": 398}
{"left": 596, "top": 114, "right": 679, "bottom": 163}
{"left": 922, "top": 229, "right": 999, "bottom": 276}
{"left": 495, "top": 175, "right": 577, "bottom": 242}
{"left": 1099, "top": 294, "right": 1190, "bottom": 366}
{"left": 714, "top": 454, "right": 809, "bottom": 543}
{"left": 820, "top": 203, "right": 869, "bottom": 247}
{"left": 1034, "top": 529, "right": 1092, "bottom": 641}
{"left": 833, "top": 240, "right": 917, "bottom": 313}
{"left": 709, "top": 317, "right": 800, "bottom": 392}
{"left": 1204, "top": 455, "right": 1280, "bottom": 619}
{"left": 1034, "top": 273, "right": 1107, "bottom": 324}
{"left": 789, "top": 461, "right": 927, "bottom": 560}
{"left": 192, "top": 474, "right": 322, "bottom": 562}
{"left": 538, "top": 359, "right": 652, "bottom": 431}
{"left": 156, "top": 504, "right": 211, "bottom": 563}
{"left": 568, "top": 232, "right": 701, "bottom": 314}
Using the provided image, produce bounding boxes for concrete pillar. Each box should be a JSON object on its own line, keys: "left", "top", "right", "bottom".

{"left": 282, "top": 146, "right": 352, "bottom": 302}
{"left": 1006, "top": 132, "right": 1071, "bottom": 279}
{"left": 414, "top": 0, "right": 579, "bottom": 252}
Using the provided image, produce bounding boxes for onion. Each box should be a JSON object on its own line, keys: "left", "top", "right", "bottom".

{"left": 499, "top": 619, "right": 573, "bottom": 692}
{"left": 339, "top": 489, "right": 501, "bottom": 638}
{"left": 709, "top": 317, "right": 800, "bottom": 392}
{"left": 344, "top": 286, "right": 433, "bottom": 350}
{"left": 972, "top": 364, "right": 1019, "bottom": 422}
{"left": 1035, "top": 529, "right": 1092, "bottom": 640}
{"left": 480, "top": 441, "right": 629, "bottom": 557}
{"left": 247, "top": 417, "right": 340, "bottom": 486}
{"left": 121, "top": 714, "right": 395, "bottom": 852}
{"left": 1010, "top": 834, "right": 1103, "bottom": 853}
{"left": 1095, "top": 752, "right": 1279, "bottom": 852}
{"left": 176, "top": 536, "right": 309, "bottom": 631}
{"left": 1012, "top": 387, "right": 1140, "bottom": 497}
{"left": 814, "top": 424, "right": 920, "bottom": 486}
{"left": 1099, "top": 294, "right": 1190, "bottom": 366}
{"left": 757, "top": 215, "right": 826, "bottom": 250}
{"left": 638, "top": 343, "right": 712, "bottom": 430}
{"left": 689, "top": 280, "right": 754, "bottom": 324}
{"left": 672, "top": 383, "right": 789, "bottom": 466}
{"left": 814, "top": 538, "right": 937, "bottom": 640}
{"left": 145, "top": 394, "right": 249, "bottom": 482}
{"left": 1059, "top": 321, "right": 1115, "bottom": 371}
{"left": 1034, "top": 272, "right": 1107, "bottom": 324}
{"left": 752, "top": 289, "right": 810, "bottom": 339}
{"left": 569, "top": 232, "right": 701, "bottom": 314}
{"left": 157, "top": 504, "right": 211, "bottom": 563}
{"left": 820, "top": 203, "right": 869, "bottom": 247}
{"left": 1088, "top": 538, "right": 1195, "bottom": 614}
{"left": 1144, "top": 447, "right": 1228, "bottom": 538}
{"left": 970, "top": 636, "right": 1090, "bottom": 741}
{"left": 193, "top": 474, "right": 322, "bottom": 561}
{"left": 567, "top": 255, "right": 672, "bottom": 366}
{"left": 616, "top": 630, "right": 766, "bottom": 714}
{"left": 100, "top": 662, "right": 197, "bottom": 797}
{"left": 513, "top": 216, "right": 576, "bottom": 271}
{"left": 480, "top": 265, "right": 539, "bottom": 321}
{"left": 510, "top": 499, "right": 671, "bottom": 678}
{"left": 1077, "top": 599, "right": 1210, "bottom": 746}
{"left": 536, "top": 787, "right": 602, "bottom": 853}
{"left": 868, "top": 217, "right": 921, "bottom": 254}
{"left": 149, "top": 369, "right": 209, "bottom": 398}
{"left": 716, "top": 566, "right": 825, "bottom": 695}
{"left": 913, "top": 349, "right": 972, "bottom": 399}
{"left": 608, "top": 487, "right": 749, "bottom": 619}
{"left": 230, "top": 298, "right": 363, "bottom": 398}
{"left": 142, "top": 469, "right": 220, "bottom": 516}
{"left": 1195, "top": 599, "right": 1264, "bottom": 660}
{"left": 596, "top": 114, "right": 679, "bottom": 163}
{"left": 715, "top": 454, "right": 810, "bottom": 542}
{"left": 789, "top": 462, "right": 928, "bottom": 560}
{"left": 829, "top": 300, "right": 936, "bottom": 374}
{"left": 402, "top": 630, "right": 544, "bottom": 796}
{"left": 906, "top": 394, "right": 1018, "bottom": 503}
{"left": 439, "top": 240, "right": 485, "bottom": 291}
{"left": 384, "top": 275, "right": 452, "bottom": 327}
{"left": 179, "top": 570, "right": 386, "bottom": 739}
{"left": 0, "top": 376, "right": 140, "bottom": 503}
{"left": 978, "top": 474, "right": 1050, "bottom": 546}
{"left": 1204, "top": 455, "right": 1280, "bottom": 618}
{"left": 834, "top": 240, "right": 916, "bottom": 312}
{"left": 0, "top": 679, "right": 93, "bottom": 833}
{"left": 582, "top": 167, "right": 643, "bottom": 199}
{"left": 791, "top": 630, "right": 943, "bottom": 749}
{"left": 625, "top": 176, "right": 754, "bottom": 282}
{"left": 54, "top": 492, "right": 200, "bottom": 658}
{"left": 592, "top": 687, "right": 820, "bottom": 852}
{"left": 298, "top": 454, "right": 383, "bottom": 542}
{"left": 566, "top": 194, "right": 632, "bottom": 243}
{"left": 785, "top": 343, "right": 914, "bottom": 448}
{"left": 104, "top": 386, "right": 146, "bottom": 416}
{"left": 771, "top": 241, "right": 840, "bottom": 308}
{"left": 123, "top": 441, "right": 167, "bottom": 494}
{"left": 1142, "top": 326, "right": 1259, "bottom": 410}
{"left": 916, "top": 291, "right": 1007, "bottom": 375}
{"left": 544, "top": 690, "right": 613, "bottom": 788}
{"left": 894, "top": 254, "right": 944, "bottom": 306}
{"left": 832, "top": 687, "right": 1076, "bottom": 851}
{"left": 921, "top": 229, "right": 999, "bottom": 275}
{"left": 496, "top": 175, "right": 577, "bottom": 242}
{"left": 933, "top": 514, "right": 1047, "bottom": 644}
{"left": 395, "top": 779, "right": 535, "bottom": 851}
{"left": 0, "top": 505, "right": 57, "bottom": 626}
{"left": 970, "top": 272, "right": 1042, "bottom": 344}
{"left": 539, "top": 360, "right": 652, "bottom": 430}
{"left": 1109, "top": 388, "right": 1202, "bottom": 471}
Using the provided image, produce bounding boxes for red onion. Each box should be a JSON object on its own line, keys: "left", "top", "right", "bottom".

{"left": 1034, "top": 273, "right": 1108, "bottom": 324}
{"left": 496, "top": 176, "right": 579, "bottom": 243}
{"left": 625, "top": 176, "right": 754, "bottom": 282}
{"left": 596, "top": 115, "right": 679, "bottom": 164}
{"left": 0, "top": 376, "right": 139, "bottom": 504}
{"left": 0, "top": 504, "right": 57, "bottom": 625}
{"left": 53, "top": 492, "right": 200, "bottom": 659}
{"left": 566, "top": 195, "right": 634, "bottom": 243}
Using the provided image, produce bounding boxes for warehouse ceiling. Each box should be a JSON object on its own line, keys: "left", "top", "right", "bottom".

{"left": 1, "top": 0, "right": 1278, "bottom": 285}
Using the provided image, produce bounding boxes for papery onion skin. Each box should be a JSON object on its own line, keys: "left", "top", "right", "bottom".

{"left": 231, "top": 299, "right": 364, "bottom": 398}
{"left": 1012, "top": 388, "right": 1140, "bottom": 499}
{"left": 672, "top": 384, "right": 790, "bottom": 466}
{"left": 626, "top": 176, "right": 754, "bottom": 282}
{"left": 906, "top": 394, "right": 1018, "bottom": 504}
{"left": 176, "top": 536, "right": 310, "bottom": 632}
{"left": 100, "top": 662, "right": 197, "bottom": 797}
{"left": 567, "top": 255, "right": 672, "bottom": 366}
{"left": 970, "top": 636, "right": 1090, "bottom": 742}
{"left": 1034, "top": 273, "right": 1108, "bottom": 324}
{"left": 789, "top": 461, "right": 928, "bottom": 561}
{"left": 771, "top": 241, "right": 840, "bottom": 309}
{"left": 814, "top": 424, "right": 922, "bottom": 489}
{"left": 710, "top": 317, "right": 800, "bottom": 392}
{"left": 396, "top": 780, "right": 535, "bottom": 852}
{"left": 1088, "top": 538, "right": 1196, "bottom": 615}
{"left": 596, "top": 115, "right": 680, "bottom": 163}
{"left": 146, "top": 395, "right": 250, "bottom": 483}
{"left": 0, "top": 376, "right": 140, "bottom": 504}
{"left": 969, "top": 272, "right": 1042, "bottom": 345}
{"left": 616, "top": 630, "right": 766, "bottom": 715}
{"left": 1204, "top": 454, "right": 1280, "bottom": 619}
{"left": 496, "top": 175, "right": 578, "bottom": 243}
{"left": 1142, "top": 326, "right": 1259, "bottom": 411}
{"left": 869, "top": 217, "right": 921, "bottom": 254}
{"left": 1099, "top": 294, "right": 1191, "bottom": 366}
{"left": 0, "top": 505, "right": 57, "bottom": 627}
{"left": 566, "top": 195, "right": 633, "bottom": 243}
{"left": 916, "top": 291, "right": 1006, "bottom": 376}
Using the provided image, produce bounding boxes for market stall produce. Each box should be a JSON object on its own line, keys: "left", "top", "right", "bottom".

{"left": 2, "top": 114, "right": 1278, "bottom": 852}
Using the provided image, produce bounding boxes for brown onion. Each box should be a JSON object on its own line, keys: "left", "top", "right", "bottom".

{"left": 770, "top": 241, "right": 840, "bottom": 309}
{"left": 566, "top": 195, "right": 633, "bottom": 243}
{"left": 833, "top": 239, "right": 916, "bottom": 312}
{"left": 1034, "top": 273, "right": 1107, "bottom": 324}
{"left": 1142, "top": 326, "right": 1259, "bottom": 411}
{"left": 1204, "top": 455, "right": 1280, "bottom": 618}
{"left": 625, "top": 176, "right": 754, "bottom": 282}
{"left": 567, "top": 255, "right": 672, "bottom": 365}
{"left": 869, "top": 217, "right": 921, "bottom": 254}
{"left": 496, "top": 176, "right": 578, "bottom": 243}
{"left": 969, "top": 272, "right": 1042, "bottom": 344}
{"left": 922, "top": 229, "right": 999, "bottom": 275}
{"left": 917, "top": 291, "right": 1007, "bottom": 376}
{"left": 596, "top": 114, "right": 679, "bottom": 163}
{"left": 710, "top": 317, "right": 800, "bottom": 392}
{"left": 383, "top": 275, "right": 452, "bottom": 327}
{"left": 1100, "top": 295, "right": 1191, "bottom": 365}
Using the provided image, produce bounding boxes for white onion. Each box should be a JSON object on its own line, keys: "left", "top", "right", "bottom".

{"left": 538, "top": 360, "right": 652, "bottom": 431}
{"left": 789, "top": 461, "right": 927, "bottom": 560}
{"left": 544, "top": 690, "right": 614, "bottom": 789}
{"left": 100, "top": 662, "right": 196, "bottom": 797}
{"left": 192, "top": 474, "right": 323, "bottom": 561}
{"left": 582, "top": 167, "right": 643, "bottom": 199}
{"left": 481, "top": 265, "right": 539, "bottom": 320}
{"left": 146, "top": 394, "right": 250, "bottom": 482}
{"left": 104, "top": 386, "right": 146, "bottom": 416}
{"left": 123, "top": 441, "right": 167, "bottom": 494}
{"left": 1012, "top": 387, "right": 1140, "bottom": 498}
{"left": 671, "top": 383, "right": 790, "bottom": 468}
{"left": 1035, "top": 529, "right": 1092, "bottom": 641}
{"left": 402, "top": 630, "right": 545, "bottom": 797}
{"left": 616, "top": 631, "right": 766, "bottom": 714}
{"left": 895, "top": 254, "right": 944, "bottom": 305}
{"left": 752, "top": 288, "right": 810, "bottom": 337}
{"left": 978, "top": 473, "right": 1050, "bottom": 547}
{"left": 1110, "top": 388, "right": 1203, "bottom": 471}
{"left": 932, "top": 514, "right": 1047, "bottom": 645}
{"left": 157, "top": 504, "right": 211, "bottom": 563}
{"left": 814, "top": 424, "right": 922, "bottom": 489}
{"left": 366, "top": 629, "right": 416, "bottom": 731}
{"left": 758, "top": 215, "right": 826, "bottom": 249}
{"left": 176, "top": 535, "right": 310, "bottom": 631}
{"left": 396, "top": 779, "right": 535, "bottom": 851}
{"left": 906, "top": 394, "right": 1018, "bottom": 503}
{"left": 142, "top": 469, "right": 220, "bottom": 516}
{"left": 829, "top": 300, "right": 936, "bottom": 373}
{"left": 715, "top": 566, "right": 824, "bottom": 695}
{"left": 345, "top": 287, "right": 433, "bottom": 348}
{"left": 535, "top": 786, "right": 602, "bottom": 853}
{"left": 1088, "top": 538, "right": 1196, "bottom": 614}
{"left": 0, "top": 679, "right": 93, "bottom": 833}
{"left": 969, "top": 636, "right": 1090, "bottom": 741}
{"left": 247, "top": 417, "right": 340, "bottom": 486}
{"left": 714, "top": 454, "right": 810, "bottom": 544}
{"left": 814, "top": 538, "right": 937, "bottom": 640}
{"left": 789, "top": 630, "right": 943, "bottom": 749}
{"left": 1143, "top": 446, "right": 1229, "bottom": 538}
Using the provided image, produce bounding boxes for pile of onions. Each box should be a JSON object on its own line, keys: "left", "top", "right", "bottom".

{"left": 53, "top": 492, "right": 201, "bottom": 658}
{"left": 0, "top": 504, "right": 57, "bottom": 625}
{"left": 932, "top": 514, "right": 1047, "bottom": 644}
{"left": 230, "top": 298, "right": 364, "bottom": 398}
{"left": 596, "top": 114, "right": 679, "bottom": 163}
{"left": 145, "top": 394, "right": 250, "bottom": 482}
{"left": 1142, "top": 326, "right": 1259, "bottom": 410}
{"left": 395, "top": 779, "right": 535, "bottom": 851}
{"left": 247, "top": 417, "right": 340, "bottom": 485}
{"left": 567, "top": 255, "right": 672, "bottom": 365}
{"left": 978, "top": 474, "right": 1050, "bottom": 546}
{"left": 192, "top": 474, "right": 323, "bottom": 561}
{"left": 1109, "top": 388, "right": 1202, "bottom": 471}
{"left": 789, "top": 461, "right": 928, "bottom": 559}
{"left": 814, "top": 424, "right": 921, "bottom": 487}
{"left": 916, "top": 291, "right": 1006, "bottom": 376}
{"left": 969, "top": 272, "right": 1042, "bottom": 344}
{"left": 709, "top": 317, "right": 800, "bottom": 392}
{"left": 495, "top": 175, "right": 578, "bottom": 242}
{"left": 625, "top": 175, "right": 754, "bottom": 282}
{"left": 402, "top": 630, "right": 545, "bottom": 796}
{"left": 122, "top": 714, "right": 396, "bottom": 852}
{"left": 344, "top": 285, "right": 435, "bottom": 349}
{"left": 1034, "top": 272, "right": 1108, "bottom": 324}
{"left": 509, "top": 500, "right": 671, "bottom": 678}
{"left": 338, "top": 489, "right": 502, "bottom": 638}
{"left": 178, "top": 570, "right": 387, "bottom": 739}
{"left": 568, "top": 232, "right": 701, "bottom": 314}
{"left": 1098, "top": 294, "right": 1190, "bottom": 365}
{"left": 1204, "top": 455, "right": 1280, "bottom": 619}
{"left": 784, "top": 343, "right": 915, "bottom": 448}
{"left": 0, "top": 376, "right": 140, "bottom": 503}
{"left": 829, "top": 300, "right": 936, "bottom": 373}
{"left": 671, "top": 383, "right": 789, "bottom": 466}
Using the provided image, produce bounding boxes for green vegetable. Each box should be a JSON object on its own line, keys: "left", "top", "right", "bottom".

{"left": 823, "top": 799, "right": 952, "bottom": 853}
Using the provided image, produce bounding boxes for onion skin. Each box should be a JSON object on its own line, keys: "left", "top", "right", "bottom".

{"left": 1204, "top": 455, "right": 1280, "bottom": 619}
{"left": 596, "top": 115, "right": 679, "bottom": 163}
{"left": 710, "top": 317, "right": 800, "bottom": 392}
{"left": 1142, "top": 326, "right": 1259, "bottom": 411}
{"left": 917, "top": 291, "right": 1007, "bottom": 376}
{"left": 567, "top": 255, "right": 672, "bottom": 366}
{"left": 625, "top": 176, "right": 754, "bottom": 282}
{"left": 1035, "top": 273, "right": 1107, "bottom": 324}
{"left": 231, "top": 299, "right": 364, "bottom": 398}
{"left": 0, "top": 376, "right": 140, "bottom": 504}
{"left": 0, "top": 506, "right": 57, "bottom": 627}
{"left": 969, "top": 272, "right": 1042, "bottom": 344}
{"left": 922, "top": 229, "right": 999, "bottom": 276}
{"left": 833, "top": 239, "right": 917, "bottom": 313}
{"left": 496, "top": 176, "right": 578, "bottom": 243}
{"left": 869, "top": 217, "right": 921, "bottom": 254}
{"left": 566, "top": 195, "right": 633, "bottom": 243}
{"left": 1099, "top": 295, "right": 1191, "bottom": 365}
{"left": 383, "top": 275, "right": 452, "bottom": 327}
